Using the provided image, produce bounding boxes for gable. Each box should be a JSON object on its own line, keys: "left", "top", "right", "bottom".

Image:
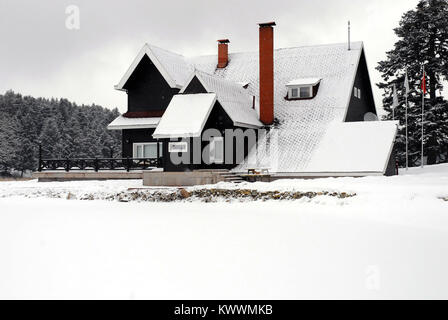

{"left": 123, "top": 55, "right": 169, "bottom": 90}
{"left": 152, "top": 93, "right": 217, "bottom": 138}
{"left": 344, "top": 50, "right": 377, "bottom": 122}
{"left": 115, "top": 44, "right": 192, "bottom": 91}
{"left": 123, "top": 54, "right": 180, "bottom": 113}
{"left": 180, "top": 70, "right": 263, "bottom": 129}
{"left": 182, "top": 76, "right": 208, "bottom": 94}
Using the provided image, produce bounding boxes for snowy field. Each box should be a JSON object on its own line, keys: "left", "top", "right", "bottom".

{"left": 0, "top": 165, "right": 447, "bottom": 299}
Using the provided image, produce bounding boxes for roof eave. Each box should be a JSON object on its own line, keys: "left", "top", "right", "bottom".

{"left": 152, "top": 132, "right": 201, "bottom": 139}
{"left": 233, "top": 121, "right": 263, "bottom": 129}
{"left": 107, "top": 124, "right": 159, "bottom": 130}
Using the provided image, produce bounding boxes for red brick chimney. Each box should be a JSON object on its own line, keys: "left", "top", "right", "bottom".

{"left": 258, "top": 22, "right": 275, "bottom": 125}
{"left": 217, "top": 39, "right": 230, "bottom": 68}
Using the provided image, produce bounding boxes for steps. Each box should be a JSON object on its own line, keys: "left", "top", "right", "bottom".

{"left": 193, "top": 169, "right": 245, "bottom": 184}
{"left": 218, "top": 172, "right": 245, "bottom": 184}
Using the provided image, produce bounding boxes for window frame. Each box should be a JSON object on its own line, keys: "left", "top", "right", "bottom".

{"left": 287, "top": 85, "right": 315, "bottom": 100}
{"left": 299, "top": 86, "right": 312, "bottom": 98}
{"left": 132, "top": 142, "right": 162, "bottom": 159}
{"left": 290, "top": 87, "right": 299, "bottom": 98}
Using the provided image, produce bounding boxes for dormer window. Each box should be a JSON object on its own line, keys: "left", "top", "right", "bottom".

{"left": 286, "top": 78, "right": 321, "bottom": 100}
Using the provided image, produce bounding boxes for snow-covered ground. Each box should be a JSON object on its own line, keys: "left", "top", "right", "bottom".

{"left": 0, "top": 165, "right": 447, "bottom": 299}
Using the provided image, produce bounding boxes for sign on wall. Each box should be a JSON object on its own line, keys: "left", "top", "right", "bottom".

{"left": 168, "top": 142, "right": 188, "bottom": 153}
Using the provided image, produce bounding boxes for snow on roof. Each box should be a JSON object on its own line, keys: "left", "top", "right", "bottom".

{"left": 107, "top": 115, "right": 161, "bottom": 130}
{"left": 180, "top": 70, "right": 263, "bottom": 128}
{"left": 286, "top": 78, "right": 322, "bottom": 87}
{"left": 152, "top": 93, "right": 217, "bottom": 138}
{"left": 115, "top": 44, "right": 193, "bottom": 90}
{"left": 147, "top": 44, "right": 194, "bottom": 87}
{"left": 302, "top": 121, "right": 398, "bottom": 174}
{"left": 207, "top": 42, "right": 365, "bottom": 172}
{"left": 237, "top": 81, "right": 250, "bottom": 88}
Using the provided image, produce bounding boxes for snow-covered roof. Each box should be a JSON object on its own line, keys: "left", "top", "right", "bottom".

{"left": 153, "top": 93, "right": 217, "bottom": 138}
{"left": 115, "top": 44, "right": 193, "bottom": 90}
{"left": 107, "top": 115, "right": 161, "bottom": 130}
{"left": 180, "top": 70, "right": 263, "bottom": 129}
{"left": 302, "top": 121, "right": 398, "bottom": 174}
{"left": 286, "top": 78, "right": 322, "bottom": 87}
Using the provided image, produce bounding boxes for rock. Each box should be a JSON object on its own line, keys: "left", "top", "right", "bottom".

{"left": 179, "top": 188, "right": 191, "bottom": 199}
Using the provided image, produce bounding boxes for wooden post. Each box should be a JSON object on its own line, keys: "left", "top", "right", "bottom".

{"left": 38, "top": 144, "right": 42, "bottom": 172}
{"left": 94, "top": 158, "right": 99, "bottom": 172}
{"left": 156, "top": 140, "right": 160, "bottom": 167}
{"left": 65, "top": 159, "right": 70, "bottom": 172}
{"left": 109, "top": 147, "right": 114, "bottom": 170}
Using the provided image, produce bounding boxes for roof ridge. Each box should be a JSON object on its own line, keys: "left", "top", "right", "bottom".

{"left": 146, "top": 43, "right": 186, "bottom": 58}
{"left": 185, "top": 41, "right": 364, "bottom": 59}
{"left": 194, "top": 69, "right": 246, "bottom": 89}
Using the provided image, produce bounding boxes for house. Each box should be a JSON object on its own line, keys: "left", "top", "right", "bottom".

{"left": 108, "top": 22, "right": 398, "bottom": 177}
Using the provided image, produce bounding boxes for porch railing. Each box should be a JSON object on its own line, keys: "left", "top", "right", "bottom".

{"left": 38, "top": 157, "right": 161, "bottom": 172}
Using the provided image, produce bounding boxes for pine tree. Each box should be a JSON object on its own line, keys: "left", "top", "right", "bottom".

{"left": 0, "top": 90, "right": 122, "bottom": 171}
{"left": 0, "top": 114, "right": 19, "bottom": 172}
{"left": 377, "top": 0, "right": 448, "bottom": 166}
{"left": 39, "top": 118, "right": 64, "bottom": 158}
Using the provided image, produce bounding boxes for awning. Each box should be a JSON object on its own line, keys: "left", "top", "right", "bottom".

{"left": 152, "top": 93, "right": 217, "bottom": 138}
{"left": 286, "top": 77, "right": 322, "bottom": 87}
{"left": 107, "top": 115, "right": 161, "bottom": 130}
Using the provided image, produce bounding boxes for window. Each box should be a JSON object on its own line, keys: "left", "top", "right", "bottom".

{"left": 354, "top": 87, "right": 361, "bottom": 99}
{"left": 168, "top": 142, "right": 188, "bottom": 153}
{"left": 300, "top": 86, "right": 312, "bottom": 98}
{"left": 288, "top": 86, "right": 312, "bottom": 99}
{"left": 291, "top": 88, "right": 299, "bottom": 98}
{"left": 286, "top": 78, "right": 321, "bottom": 100}
{"left": 209, "top": 137, "right": 224, "bottom": 164}
{"left": 133, "top": 142, "right": 162, "bottom": 158}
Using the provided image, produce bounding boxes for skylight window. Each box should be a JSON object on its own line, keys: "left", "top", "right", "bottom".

{"left": 286, "top": 78, "right": 321, "bottom": 100}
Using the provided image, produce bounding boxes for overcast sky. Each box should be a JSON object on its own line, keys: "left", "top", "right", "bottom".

{"left": 0, "top": 0, "right": 419, "bottom": 113}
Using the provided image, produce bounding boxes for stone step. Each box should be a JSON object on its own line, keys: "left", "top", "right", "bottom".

{"left": 224, "top": 177, "right": 245, "bottom": 182}
{"left": 194, "top": 169, "right": 229, "bottom": 173}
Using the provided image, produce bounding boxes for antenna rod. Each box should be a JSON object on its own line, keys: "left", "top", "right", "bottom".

{"left": 348, "top": 21, "right": 351, "bottom": 51}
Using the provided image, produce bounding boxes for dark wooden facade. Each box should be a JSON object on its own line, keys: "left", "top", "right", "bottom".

{"left": 123, "top": 55, "right": 179, "bottom": 113}
{"left": 121, "top": 64, "right": 256, "bottom": 172}
{"left": 161, "top": 76, "right": 256, "bottom": 172}
{"left": 122, "top": 128, "right": 158, "bottom": 158}
{"left": 345, "top": 51, "right": 377, "bottom": 122}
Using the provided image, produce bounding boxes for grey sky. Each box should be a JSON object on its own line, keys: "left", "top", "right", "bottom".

{"left": 0, "top": 0, "right": 418, "bottom": 113}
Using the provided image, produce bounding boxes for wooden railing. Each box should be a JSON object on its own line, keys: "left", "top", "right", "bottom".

{"left": 38, "top": 157, "right": 161, "bottom": 172}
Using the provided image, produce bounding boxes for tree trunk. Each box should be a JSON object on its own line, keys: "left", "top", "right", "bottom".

{"left": 428, "top": 31, "right": 437, "bottom": 103}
